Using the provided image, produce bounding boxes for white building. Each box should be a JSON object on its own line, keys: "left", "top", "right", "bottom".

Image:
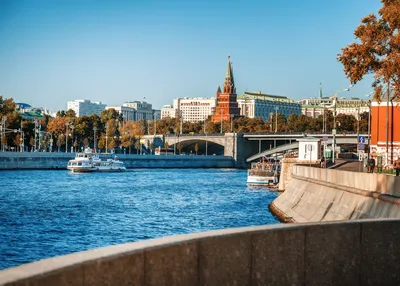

{"left": 161, "top": 98, "right": 217, "bottom": 123}
{"left": 237, "top": 92, "right": 301, "bottom": 120}
{"left": 176, "top": 98, "right": 217, "bottom": 123}
{"left": 123, "top": 101, "right": 153, "bottom": 121}
{"left": 105, "top": 105, "right": 136, "bottom": 121}
{"left": 161, "top": 105, "right": 177, "bottom": 119}
{"left": 67, "top": 99, "right": 106, "bottom": 117}
{"left": 298, "top": 97, "right": 370, "bottom": 118}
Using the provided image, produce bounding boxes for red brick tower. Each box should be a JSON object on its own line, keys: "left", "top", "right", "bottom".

{"left": 212, "top": 55, "right": 241, "bottom": 122}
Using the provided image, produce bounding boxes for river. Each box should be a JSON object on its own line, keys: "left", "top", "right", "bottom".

{"left": 0, "top": 168, "right": 279, "bottom": 270}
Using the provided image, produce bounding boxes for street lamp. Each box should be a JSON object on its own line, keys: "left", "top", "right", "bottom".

{"left": 180, "top": 111, "right": 183, "bottom": 135}
{"left": 230, "top": 114, "right": 234, "bottom": 133}
{"left": 105, "top": 123, "right": 109, "bottom": 154}
{"left": 1, "top": 116, "right": 6, "bottom": 152}
{"left": 65, "top": 121, "right": 69, "bottom": 153}
{"left": 220, "top": 109, "right": 223, "bottom": 134}
{"left": 93, "top": 126, "right": 98, "bottom": 153}
{"left": 204, "top": 119, "right": 208, "bottom": 156}
{"left": 331, "top": 85, "right": 353, "bottom": 163}
{"left": 274, "top": 106, "right": 279, "bottom": 133}
{"left": 70, "top": 125, "right": 75, "bottom": 152}
{"left": 364, "top": 92, "right": 373, "bottom": 159}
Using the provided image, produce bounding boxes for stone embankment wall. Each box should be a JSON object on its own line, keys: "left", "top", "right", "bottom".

{"left": 0, "top": 219, "right": 398, "bottom": 286}
{"left": 272, "top": 165, "right": 400, "bottom": 223}
{"left": 0, "top": 152, "right": 236, "bottom": 170}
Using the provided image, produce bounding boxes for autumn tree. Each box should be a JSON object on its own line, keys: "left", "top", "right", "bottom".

{"left": 338, "top": 0, "right": 400, "bottom": 100}
{"left": 177, "top": 142, "right": 183, "bottom": 154}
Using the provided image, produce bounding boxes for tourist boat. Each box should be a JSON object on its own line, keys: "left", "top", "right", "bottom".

{"left": 247, "top": 159, "right": 280, "bottom": 186}
{"left": 67, "top": 148, "right": 126, "bottom": 173}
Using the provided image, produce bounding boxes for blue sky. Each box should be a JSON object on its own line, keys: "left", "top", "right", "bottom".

{"left": 0, "top": 0, "right": 381, "bottom": 112}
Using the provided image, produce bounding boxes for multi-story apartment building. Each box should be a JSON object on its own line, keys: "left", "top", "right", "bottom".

{"left": 105, "top": 105, "right": 136, "bottom": 121}
{"left": 67, "top": 99, "right": 106, "bottom": 117}
{"left": 160, "top": 98, "right": 217, "bottom": 122}
{"left": 237, "top": 91, "right": 302, "bottom": 120}
{"left": 123, "top": 101, "right": 153, "bottom": 121}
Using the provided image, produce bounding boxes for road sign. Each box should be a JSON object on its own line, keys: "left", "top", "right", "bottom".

{"left": 357, "top": 143, "right": 365, "bottom": 150}
{"left": 358, "top": 136, "right": 365, "bottom": 144}
{"left": 358, "top": 152, "right": 364, "bottom": 161}
{"left": 323, "top": 136, "right": 328, "bottom": 141}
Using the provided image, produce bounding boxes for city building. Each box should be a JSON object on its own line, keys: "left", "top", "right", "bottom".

{"left": 16, "top": 103, "right": 53, "bottom": 120}
{"left": 160, "top": 98, "right": 217, "bottom": 122}
{"left": 105, "top": 105, "right": 136, "bottom": 121}
{"left": 298, "top": 86, "right": 370, "bottom": 118}
{"left": 175, "top": 98, "right": 216, "bottom": 123}
{"left": 237, "top": 91, "right": 301, "bottom": 120}
{"left": 67, "top": 99, "right": 106, "bottom": 117}
{"left": 370, "top": 90, "right": 400, "bottom": 165}
{"left": 152, "top": 110, "right": 161, "bottom": 120}
{"left": 161, "top": 105, "right": 177, "bottom": 119}
{"left": 123, "top": 101, "right": 153, "bottom": 121}
{"left": 212, "top": 56, "right": 241, "bottom": 122}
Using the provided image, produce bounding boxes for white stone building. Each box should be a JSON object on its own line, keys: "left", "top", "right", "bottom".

{"left": 161, "top": 98, "right": 217, "bottom": 123}
{"left": 67, "top": 99, "right": 106, "bottom": 117}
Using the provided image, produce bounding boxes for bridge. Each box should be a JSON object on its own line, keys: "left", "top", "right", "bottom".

{"left": 142, "top": 132, "right": 368, "bottom": 166}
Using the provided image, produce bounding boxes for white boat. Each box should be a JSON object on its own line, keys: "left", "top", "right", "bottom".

{"left": 247, "top": 161, "right": 280, "bottom": 186}
{"left": 67, "top": 148, "right": 126, "bottom": 173}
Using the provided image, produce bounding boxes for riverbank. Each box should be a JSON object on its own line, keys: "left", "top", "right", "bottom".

{"left": 0, "top": 152, "right": 239, "bottom": 170}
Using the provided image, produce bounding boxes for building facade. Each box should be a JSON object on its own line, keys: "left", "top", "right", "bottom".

{"left": 152, "top": 109, "right": 161, "bottom": 120}
{"left": 237, "top": 91, "right": 301, "bottom": 120}
{"left": 123, "top": 101, "right": 153, "bottom": 121}
{"left": 161, "top": 105, "right": 177, "bottom": 119}
{"left": 105, "top": 105, "right": 136, "bottom": 121}
{"left": 212, "top": 56, "right": 241, "bottom": 122}
{"left": 67, "top": 100, "right": 106, "bottom": 117}
{"left": 175, "top": 98, "right": 216, "bottom": 123}
{"left": 298, "top": 97, "right": 370, "bottom": 118}
{"left": 160, "top": 98, "right": 217, "bottom": 122}
{"left": 370, "top": 91, "right": 400, "bottom": 165}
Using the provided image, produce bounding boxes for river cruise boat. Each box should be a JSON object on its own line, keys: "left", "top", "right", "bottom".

{"left": 247, "top": 159, "right": 280, "bottom": 186}
{"left": 67, "top": 148, "right": 126, "bottom": 173}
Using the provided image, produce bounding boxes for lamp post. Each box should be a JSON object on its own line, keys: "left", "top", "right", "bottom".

{"left": 180, "top": 111, "right": 183, "bottom": 135}
{"left": 70, "top": 125, "right": 75, "bottom": 153}
{"left": 1, "top": 116, "right": 6, "bottom": 152}
{"left": 331, "top": 85, "right": 352, "bottom": 163}
{"left": 93, "top": 126, "right": 97, "bottom": 153}
{"left": 220, "top": 109, "right": 223, "bottom": 134}
{"left": 105, "top": 123, "right": 109, "bottom": 154}
{"left": 65, "top": 121, "right": 69, "bottom": 153}
{"left": 230, "top": 114, "right": 234, "bottom": 133}
{"left": 204, "top": 119, "right": 208, "bottom": 156}
{"left": 274, "top": 106, "right": 279, "bottom": 133}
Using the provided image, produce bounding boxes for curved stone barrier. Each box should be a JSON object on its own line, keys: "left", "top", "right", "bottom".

{"left": 272, "top": 166, "right": 400, "bottom": 223}
{"left": 0, "top": 219, "right": 399, "bottom": 285}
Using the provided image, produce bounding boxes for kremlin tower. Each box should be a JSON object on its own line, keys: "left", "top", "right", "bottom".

{"left": 212, "top": 56, "right": 241, "bottom": 122}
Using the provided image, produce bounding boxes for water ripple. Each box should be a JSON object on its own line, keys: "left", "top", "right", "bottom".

{"left": 0, "top": 168, "right": 279, "bottom": 270}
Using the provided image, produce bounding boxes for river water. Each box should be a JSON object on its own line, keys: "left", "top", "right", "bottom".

{"left": 0, "top": 169, "right": 279, "bottom": 270}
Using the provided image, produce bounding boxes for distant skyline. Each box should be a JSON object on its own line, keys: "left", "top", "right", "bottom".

{"left": 0, "top": 0, "right": 381, "bottom": 112}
